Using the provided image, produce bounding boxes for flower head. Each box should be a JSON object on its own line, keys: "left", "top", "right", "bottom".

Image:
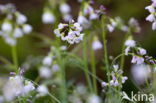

{"left": 54, "top": 20, "right": 84, "bottom": 44}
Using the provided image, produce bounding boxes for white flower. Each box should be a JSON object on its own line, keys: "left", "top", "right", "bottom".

{"left": 145, "top": 5, "right": 155, "bottom": 13}
{"left": 125, "top": 39, "right": 136, "bottom": 47}
{"left": 13, "top": 27, "right": 23, "bottom": 38}
{"left": 76, "top": 84, "right": 87, "bottom": 95}
{"left": 43, "top": 56, "right": 52, "bottom": 66}
{"left": 138, "top": 48, "right": 147, "bottom": 55}
{"left": 84, "top": 5, "right": 94, "bottom": 15}
{"left": 92, "top": 40, "right": 103, "bottom": 50}
{"left": 5, "top": 37, "right": 16, "bottom": 46}
{"left": 77, "top": 15, "right": 90, "bottom": 28}
{"left": 23, "top": 24, "right": 32, "bottom": 34}
{"left": 54, "top": 21, "right": 84, "bottom": 44}
{"left": 131, "top": 56, "right": 144, "bottom": 65}
{"left": 60, "top": 3, "right": 71, "bottom": 14}
{"left": 37, "top": 85, "right": 48, "bottom": 96}
{"left": 39, "top": 67, "right": 52, "bottom": 78}
{"left": 107, "top": 24, "right": 114, "bottom": 32}
{"left": 1, "top": 22, "right": 12, "bottom": 32}
{"left": 146, "top": 14, "right": 155, "bottom": 22}
{"left": 101, "top": 82, "right": 108, "bottom": 87}
{"left": 87, "top": 95, "right": 101, "bottom": 103}
{"left": 42, "top": 12, "right": 55, "bottom": 24}
{"left": 128, "top": 18, "right": 141, "bottom": 33}
{"left": 52, "top": 64, "right": 60, "bottom": 72}
{"left": 122, "top": 76, "right": 128, "bottom": 83}
{"left": 63, "top": 14, "right": 72, "bottom": 22}
{"left": 131, "top": 64, "right": 151, "bottom": 85}
{"left": 89, "top": 13, "right": 98, "bottom": 20}
{"left": 60, "top": 45, "right": 67, "bottom": 50}
{"left": 16, "top": 13, "right": 27, "bottom": 24}
{"left": 3, "top": 76, "right": 23, "bottom": 101}
{"left": 113, "top": 64, "right": 119, "bottom": 71}
{"left": 23, "top": 81, "right": 35, "bottom": 94}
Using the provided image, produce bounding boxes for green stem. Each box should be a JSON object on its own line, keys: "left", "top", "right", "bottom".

{"left": 11, "top": 45, "right": 18, "bottom": 73}
{"left": 91, "top": 47, "right": 97, "bottom": 94}
{"left": 83, "top": 36, "right": 93, "bottom": 93}
{"left": 101, "top": 16, "right": 110, "bottom": 81}
{"left": 57, "top": 50, "right": 67, "bottom": 103}
{"left": 120, "top": 32, "right": 130, "bottom": 70}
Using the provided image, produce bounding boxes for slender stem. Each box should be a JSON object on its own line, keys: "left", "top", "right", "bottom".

{"left": 83, "top": 36, "right": 93, "bottom": 93}
{"left": 57, "top": 49, "right": 67, "bottom": 103}
{"left": 101, "top": 16, "right": 110, "bottom": 81}
{"left": 120, "top": 32, "right": 130, "bottom": 70}
{"left": 91, "top": 47, "right": 97, "bottom": 94}
{"left": 11, "top": 45, "right": 18, "bottom": 73}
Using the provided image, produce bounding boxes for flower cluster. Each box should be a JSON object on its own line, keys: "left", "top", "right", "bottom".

{"left": 39, "top": 46, "right": 61, "bottom": 79}
{"left": 0, "top": 4, "right": 32, "bottom": 46}
{"left": 145, "top": 0, "right": 156, "bottom": 30}
{"left": 101, "top": 65, "right": 128, "bottom": 88}
{"left": 54, "top": 20, "right": 84, "bottom": 44}
{"left": 124, "top": 37, "right": 147, "bottom": 65}
{"left": 42, "top": 0, "right": 72, "bottom": 24}
{"left": 60, "top": 2, "right": 72, "bottom": 22}
{"left": 107, "top": 17, "right": 140, "bottom": 33}
{"left": 123, "top": 36, "right": 156, "bottom": 65}
{"left": 68, "top": 84, "right": 101, "bottom": 103}
{"left": 77, "top": 1, "right": 99, "bottom": 29}
{"left": 2, "top": 75, "right": 35, "bottom": 101}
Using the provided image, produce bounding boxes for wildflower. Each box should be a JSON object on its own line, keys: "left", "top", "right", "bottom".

{"left": 125, "top": 39, "right": 136, "bottom": 47}
{"left": 77, "top": 15, "right": 91, "bottom": 29}
{"left": 60, "top": 3, "right": 71, "bottom": 14}
{"left": 131, "top": 56, "right": 144, "bottom": 65}
{"left": 101, "top": 82, "right": 108, "bottom": 87}
{"left": 146, "top": 14, "right": 155, "bottom": 22}
{"left": 113, "top": 64, "right": 119, "bottom": 71}
{"left": 1, "top": 21, "right": 12, "bottom": 32}
{"left": 39, "top": 66, "right": 52, "bottom": 78}
{"left": 131, "top": 64, "right": 151, "bottom": 85}
{"left": 76, "top": 84, "right": 87, "bottom": 95}
{"left": 37, "top": 85, "right": 48, "bottom": 96}
{"left": 5, "top": 37, "right": 16, "bottom": 46}
{"left": 3, "top": 76, "right": 23, "bottom": 101}
{"left": 13, "top": 27, "right": 23, "bottom": 38}
{"left": 145, "top": 0, "right": 156, "bottom": 30}
{"left": 63, "top": 14, "right": 72, "bottom": 22}
{"left": 107, "top": 24, "right": 115, "bottom": 32}
{"left": 122, "top": 76, "right": 128, "bottom": 83}
{"left": 42, "top": 11, "right": 55, "bottom": 24}
{"left": 87, "top": 95, "right": 101, "bottom": 103}
{"left": 138, "top": 48, "right": 147, "bottom": 55}
{"left": 22, "top": 24, "right": 32, "bottom": 34}
{"left": 42, "top": 56, "right": 53, "bottom": 66}
{"left": 60, "top": 45, "right": 67, "bottom": 50}
{"left": 0, "top": 4, "right": 33, "bottom": 46}
{"left": 52, "top": 64, "right": 60, "bottom": 72}
{"left": 54, "top": 20, "right": 84, "bottom": 44}
{"left": 16, "top": 12, "right": 27, "bottom": 24}
{"left": 145, "top": 5, "right": 155, "bottom": 13}
{"left": 92, "top": 36, "right": 103, "bottom": 50}
{"left": 128, "top": 18, "right": 141, "bottom": 33}
{"left": 23, "top": 81, "right": 35, "bottom": 94}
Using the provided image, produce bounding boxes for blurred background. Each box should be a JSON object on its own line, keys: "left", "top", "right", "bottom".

{"left": 0, "top": 0, "right": 156, "bottom": 99}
